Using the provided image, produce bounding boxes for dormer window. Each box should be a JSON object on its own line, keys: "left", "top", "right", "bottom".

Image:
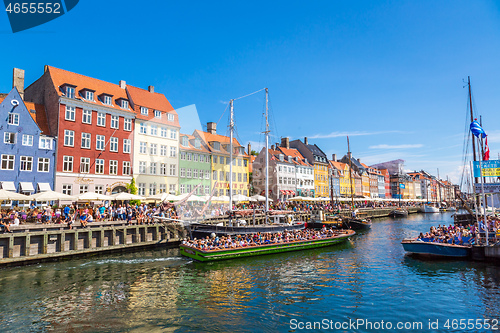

{"left": 211, "top": 142, "right": 220, "bottom": 151}
{"left": 82, "top": 90, "right": 95, "bottom": 101}
{"left": 141, "top": 107, "right": 148, "bottom": 115}
{"left": 182, "top": 136, "right": 188, "bottom": 146}
{"left": 195, "top": 138, "right": 201, "bottom": 149}
{"left": 288, "top": 156, "right": 292, "bottom": 163}
{"left": 154, "top": 110, "right": 161, "bottom": 118}
{"left": 65, "top": 86, "right": 75, "bottom": 99}
{"left": 99, "top": 93, "right": 113, "bottom": 106}
{"left": 279, "top": 154, "right": 284, "bottom": 162}
{"left": 121, "top": 100, "right": 129, "bottom": 109}
{"left": 239, "top": 147, "right": 245, "bottom": 155}
{"left": 167, "top": 113, "right": 174, "bottom": 122}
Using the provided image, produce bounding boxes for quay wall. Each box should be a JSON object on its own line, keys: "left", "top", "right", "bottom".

{"left": 0, "top": 207, "right": 420, "bottom": 267}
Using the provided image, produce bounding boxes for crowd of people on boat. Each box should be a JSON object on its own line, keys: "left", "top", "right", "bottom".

{"left": 182, "top": 227, "right": 350, "bottom": 251}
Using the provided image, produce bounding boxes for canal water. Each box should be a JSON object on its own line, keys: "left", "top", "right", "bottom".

{"left": 1, "top": 212, "right": 500, "bottom": 332}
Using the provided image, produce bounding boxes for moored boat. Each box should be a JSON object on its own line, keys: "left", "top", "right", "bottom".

{"left": 345, "top": 218, "right": 372, "bottom": 230}
{"left": 180, "top": 229, "right": 355, "bottom": 262}
{"left": 402, "top": 237, "right": 473, "bottom": 259}
{"left": 390, "top": 208, "right": 408, "bottom": 217}
{"left": 421, "top": 204, "right": 440, "bottom": 213}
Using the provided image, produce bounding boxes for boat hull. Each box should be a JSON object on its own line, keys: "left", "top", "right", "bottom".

{"left": 188, "top": 223, "right": 305, "bottom": 239}
{"left": 345, "top": 218, "right": 372, "bottom": 230}
{"left": 421, "top": 205, "right": 440, "bottom": 213}
{"left": 402, "top": 239, "right": 471, "bottom": 258}
{"left": 390, "top": 209, "right": 408, "bottom": 217}
{"left": 180, "top": 230, "right": 355, "bottom": 262}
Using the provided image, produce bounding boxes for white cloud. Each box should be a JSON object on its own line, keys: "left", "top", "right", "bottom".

{"left": 370, "top": 144, "right": 424, "bottom": 149}
{"left": 308, "top": 130, "right": 407, "bottom": 139}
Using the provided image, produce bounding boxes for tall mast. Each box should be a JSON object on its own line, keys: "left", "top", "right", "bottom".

{"left": 468, "top": 77, "right": 478, "bottom": 182}
{"left": 347, "top": 136, "right": 354, "bottom": 210}
{"left": 264, "top": 88, "right": 269, "bottom": 222}
{"left": 229, "top": 99, "right": 234, "bottom": 226}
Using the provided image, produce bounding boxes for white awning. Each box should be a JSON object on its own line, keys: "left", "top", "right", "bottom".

{"left": 37, "top": 183, "right": 52, "bottom": 192}
{"left": 1, "top": 181, "right": 16, "bottom": 191}
{"left": 19, "top": 182, "right": 34, "bottom": 192}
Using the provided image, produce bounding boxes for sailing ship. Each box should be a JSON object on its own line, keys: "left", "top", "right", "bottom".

{"left": 344, "top": 137, "right": 372, "bottom": 230}
{"left": 165, "top": 89, "right": 306, "bottom": 239}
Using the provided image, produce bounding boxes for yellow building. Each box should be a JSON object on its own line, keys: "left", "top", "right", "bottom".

{"left": 331, "top": 161, "right": 353, "bottom": 197}
{"left": 194, "top": 123, "right": 249, "bottom": 196}
{"left": 314, "top": 163, "right": 329, "bottom": 197}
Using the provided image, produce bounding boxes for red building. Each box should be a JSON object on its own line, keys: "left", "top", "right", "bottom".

{"left": 25, "top": 66, "right": 135, "bottom": 195}
{"left": 380, "top": 169, "right": 391, "bottom": 199}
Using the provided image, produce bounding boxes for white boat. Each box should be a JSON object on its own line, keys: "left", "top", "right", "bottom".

{"left": 422, "top": 205, "right": 440, "bottom": 213}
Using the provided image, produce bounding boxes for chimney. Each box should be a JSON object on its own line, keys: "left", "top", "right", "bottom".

{"left": 247, "top": 143, "right": 252, "bottom": 155}
{"left": 148, "top": 85, "right": 154, "bottom": 93}
{"left": 207, "top": 122, "right": 217, "bottom": 134}
{"left": 304, "top": 137, "right": 308, "bottom": 145}
{"left": 332, "top": 154, "right": 336, "bottom": 161}
{"left": 271, "top": 144, "right": 275, "bottom": 150}
{"left": 13, "top": 68, "right": 25, "bottom": 100}
{"left": 119, "top": 80, "right": 126, "bottom": 89}
{"left": 357, "top": 158, "right": 361, "bottom": 164}
{"left": 281, "top": 137, "right": 290, "bottom": 149}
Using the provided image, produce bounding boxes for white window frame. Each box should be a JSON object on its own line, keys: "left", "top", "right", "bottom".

{"left": 4, "top": 132, "right": 15, "bottom": 144}
{"left": 160, "top": 127, "right": 167, "bottom": 137}
{"left": 63, "top": 156, "right": 73, "bottom": 172}
{"left": 110, "top": 137, "right": 118, "bottom": 152}
{"left": 170, "top": 147, "right": 177, "bottom": 157}
{"left": 139, "top": 123, "right": 147, "bottom": 134}
{"left": 138, "top": 183, "right": 146, "bottom": 196}
{"left": 1, "top": 154, "right": 15, "bottom": 170}
{"left": 82, "top": 109, "right": 92, "bottom": 124}
{"left": 66, "top": 86, "right": 75, "bottom": 98}
{"left": 150, "top": 125, "right": 158, "bottom": 136}
{"left": 160, "top": 163, "right": 167, "bottom": 175}
{"left": 81, "top": 132, "right": 91, "bottom": 149}
{"left": 97, "top": 112, "right": 106, "bottom": 127}
{"left": 64, "top": 130, "right": 74, "bottom": 147}
{"left": 139, "top": 161, "right": 147, "bottom": 174}
{"left": 39, "top": 137, "right": 52, "bottom": 150}
{"left": 154, "top": 110, "right": 161, "bottom": 118}
{"left": 150, "top": 143, "right": 157, "bottom": 155}
{"left": 109, "top": 160, "right": 118, "bottom": 175}
{"left": 104, "top": 95, "right": 112, "bottom": 105}
{"left": 110, "top": 115, "right": 119, "bottom": 129}
{"left": 62, "top": 184, "right": 72, "bottom": 195}
{"left": 22, "top": 134, "right": 33, "bottom": 146}
{"left": 121, "top": 100, "right": 129, "bottom": 109}
{"left": 96, "top": 135, "right": 105, "bottom": 151}
{"left": 124, "top": 118, "right": 132, "bottom": 131}
{"left": 140, "top": 107, "right": 148, "bottom": 115}
{"left": 37, "top": 157, "right": 50, "bottom": 172}
{"left": 95, "top": 159, "right": 104, "bottom": 174}
{"left": 65, "top": 106, "right": 75, "bottom": 121}
{"left": 139, "top": 142, "right": 147, "bottom": 154}
{"left": 85, "top": 91, "right": 94, "bottom": 101}
{"left": 170, "top": 129, "right": 177, "bottom": 139}
{"left": 8, "top": 113, "right": 19, "bottom": 125}
{"left": 80, "top": 157, "right": 90, "bottom": 173}
{"left": 123, "top": 161, "right": 131, "bottom": 175}
{"left": 123, "top": 139, "right": 131, "bottom": 153}
{"left": 167, "top": 113, "right": 174, "bottom": 122}
{"left": 169, "top": 164, "right": 176, "bottom": 176}
{"left": 149, "top": 162, "right": 157, "bottom": 175}
{"left": 160, "top": 145, "right": 167, "bottom": 156}
{"left": 20, "top": 156, "right": 33, "bottom": 172}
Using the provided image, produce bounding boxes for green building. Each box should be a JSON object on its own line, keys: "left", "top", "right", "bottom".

{"left": 179, "top": 134, "right": 212, "bottom": 195}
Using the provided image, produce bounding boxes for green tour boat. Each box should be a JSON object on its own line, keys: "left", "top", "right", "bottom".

{"left": 180, "top": 229, "right": 355, "bottom": 262}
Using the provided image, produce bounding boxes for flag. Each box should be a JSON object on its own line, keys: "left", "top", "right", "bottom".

{"left": 470, "top": 120, "right": 486, "bottom": 138}
{"left": 483, "top": 136, "right": 490, "bottom": 161}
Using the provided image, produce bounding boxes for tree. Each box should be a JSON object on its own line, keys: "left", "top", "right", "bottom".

{"left": 251, "top": 150, "right": 259, "bottom": 156}
{"left": 127, "top": 178, "right": 138, "bottom": 194}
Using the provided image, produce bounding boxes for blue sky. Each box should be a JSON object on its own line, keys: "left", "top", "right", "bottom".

{"left": 1, "top": 1, "right": 500, "bottom": 184}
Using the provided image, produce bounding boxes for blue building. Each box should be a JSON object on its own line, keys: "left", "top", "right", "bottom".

{"left": 0, "top": 87, "right": 55, "bottom": 195}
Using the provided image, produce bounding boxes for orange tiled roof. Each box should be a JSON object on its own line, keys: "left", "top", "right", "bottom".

{"left": 194, "top": 129, "right": 248, "bottom": 157}
{"left": 126, "top": 85, "right": 180, "bottom": 127}
{"left": 0, "top": 97, "right": 50, "bottom": 135}
{"left": 179, "top": 133, "right": 211, "bottom": 153}
{"left": 45, "top": 65, "right": 133, "bottom": 112}
{"left": 276, "top": 147, "right": 312, "bottom": 166}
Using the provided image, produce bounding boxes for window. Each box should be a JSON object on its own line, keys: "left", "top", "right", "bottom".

{"left": 19, "top": 156, "right": 33, "bottom": 171}
{"left": 82, "top": 109, "right": 92, "bottom": 124}
{"left": 111, "top": 115, "right": 119, "bottom": 129}
{"left": 8, "top": 113, "right": 19, "bottom": 125}
{"left": 123, "top": 161, "right": 131, "bottom": 175}
{"left": 161, "top": 127, "right": 167, "bottom": 137}
{"left": 104, "top": 95, "right": 112, "bottom": 105}
{"left": 232, "top": 172, "right": 236, "bottom": 181}
{"left": 22, "top": 134, "right": 33, "bottom": 146}
{"left": 238, "top": 173, "right": 242, "bottom": 182}
{"left": 62, "top": 184, "right": 72, "bottom": 195}
{"left": 187, "top": 153, "right": 192, "bottom": 161}
{"left": 121, "top": 100, "right": 129, "bottom": 109}
{"left": 150, "top": 125, "right": 158, "bottom": 136}
{"left": 123, "top": 139, "right": 131, "bottom": 153}
{"left": 187, "top": 169, "right": 192, "bottom": 178}
{"left": 96, "top": 135, "right": 105, "bottom": 150}
{"left": 160, "top": 163, "right": 167, "bottom": 175}
{"left": 81, "top": 133, "right": 91, "bottom": 149}
{"left": 205, "top": 170, "right": 210, "bottom": 179}
{"left": 80, "top": 157, "right": 90, "bottom": 173}
{"left": 63, "top": 156, "right": 73, "bottom": 172}
{"left": 226, "top": 157, "right": 230, "bottom": 165}
{"left": 244, "top": 159, "right": 248, "bottom": 167}
{"left": 139, "top": 161, "right": 147, "bottom": 174}
{"left": 159, "top": 184, "right": 166, "bottom": 193}
{"left": 180, "top": 168, "right": 186, "bottom": 178}
{"left": 140, "top": 107, "right": 148, "bottom": 115}
{"left": 220, "top": 171, "right": 224, "bottom": 180}
{"left": 187, "top": 184, "right": 192, "bottom": 193}
{"left": 124, "top": 118, "right": 132, "bottom": 131}
{"left": 238, "top": 159, "right": 242, "bottom": 166}
{"left": 139, "top": 123, "right": 147, "bottom": 134}
{"left": 38, "top": 158, "right": 49, "bottom": 172}
{"left": 149, "top": 162, "right": 157, "bottom": 175}
{"left": 110, "top": 137, "right": 118, "bottom": 152}
{"left": 109, "top": 160, "right": 118, "bottom": 175}
{"left": 205, "top": 186, "right": 210, "bottom": 195}
{"left": 193, "top": 154, "right": 198, "bottom": 162}
{"left": 160, "top": 145, "right": 167, "bottom": 156}
{"left": 150, "top": 143, "right": 157, "bottom": 155}
{"left": 65, "top": 106, "right": 75, "bottom": 121}
{"left": 244, "top": 173, "right": 248, "bottom": 182}
{"left": 64, "top": 130, "right": 74, "bottom": 147}
{"left": 39, "top": 138, "right": 52, "bottom": 150}
{"left": 170, "top": 129, "right": 177, "bottom": 139}
{"left": 181, "top": 136, "right": 188, "bottom": 146}
{"left": 97, "top": 112, "right": 106, "bottom": 127}
{"left": 79, "top": 185, "right": 88, "bottom": 194}
{"left": 154, "top": 110, "right": 161, "bottom": 118}
{"left": 66, "top": 86, "right": 75, "bottom": 98}
{"left": 149, "top": 183, "right": 157, "bottom": 195}
{"left": 96, "top": 159, "right": 104, "bottom": 174}
{"left": 4, "top": 132, "right": 15, "bottom": 144}
{"left": 138, "top": 183, "right": 146, "bottom": 196}
{"left": 169, "top": 164, "right": 176, "bottom": 176}
{"left": 226, "top": 172, "right": 229, "bottom": 181}
{"left": 169, "top": 184, "right": 176, "bottom": 193}
{"left": 193, "top": 169, "right": 198, "bottom": 179}
{"left": 180, "top": 184, "right": 186, "bottom": 194}
{"left": 139, "top": 142, "right": 147, "bottom": 154}
{"left": 95, "top": 185, "right": 103, "bottom": 194}
{"left": 85, "top": 91, "right": 94, "bottom": 101}
{"left": 195, "top": 139, "right": 201, "bottom": 149}
{"left": 1, "top": 154, "right": 14, "bottom": 170}
{"left": 180, "top": 151, "right": 186, "bottom": 160}
{"left": 170, "top": 147, "right": 176, "bottom": 157}
{"left": 167, "top": 113, "right": 175, "bottom": 122}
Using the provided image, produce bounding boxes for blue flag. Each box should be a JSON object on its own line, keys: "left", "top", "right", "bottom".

{"left": 470, "top": 121, "right": 486, "bottom": 138}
